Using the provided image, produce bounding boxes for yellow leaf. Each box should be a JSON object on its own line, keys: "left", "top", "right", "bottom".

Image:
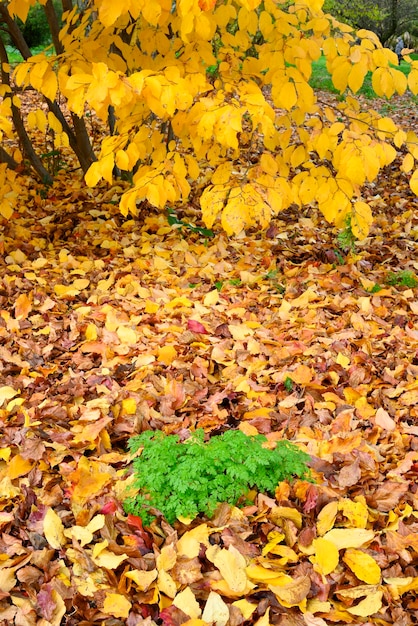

{"left": 126, "top": 569, "right": 158, "bottom": 591}
{"left": 222, "top": 184, "right": 268, "bottom": 235}
{"left": 272, "top": 81, "right": 297, "bottom": 110}
{"left": 261, "top": 530, "right": 285, "bottom": 556}
{"left": 122, "top": 398, "right": 137, "bottom": 415}
{"left": 228, "top": 324, "right": 253, "bottom": 341}
{"left": 332, "top": 59, "right": 351, "bottom": 92}
{"left": 173, "top": 587, "right": 202, "bottom": 618}
{"left": 200, "top": 184, "right": 228, "bottom": 229}
{"left": 7, "top": 0, "right": 31, "bottom": 21}
{"left": 392, "top": 68, "right": 408, "bottom": 95}
{"left": 408, "top": 68, "right": 418, "bottom": 94}
{"left": 166, "top": 296, "right": 193, "bottom": 308}
{"left": 64, "top": 514, "right": 105, "bottom": 547}
{"left": 336, "top": 352, "right": 350, "bottom": 369}
{"left": 0, "top": 386, "right": 19, "bottom": 407}
{"left": 401, "top": 153, "right": 414, "bottom": 174}
{"left": 206, "top": 545, "right": 248, "bottom": 593}
{"left": 323, "top": 528, "right": 374, "bottom": 550}
{"left": 212, "top": 162, "right": 233, "bottom": 185}
{"left": 204, "top": 289, "right": 220, "bottom": 306}
{"left": 0, "top": 568, "right": 16, "bottom": 593}
{"left": 202, "top": 591, "right": 229, "bottom": 626}
{"left": 270, "top": 506, "right": 302, "bottom": 528}
{"left": 269, "top": 575, "right": 311, "bottom": 608}
{"left": 372, "top": 67, "right": 395, "bottom": 98}
{"left": 7, "top": 454, "right": 33, "bottom": 479}
{"left": 348, "top": 62, "right": 367, "bottom": 93}
{"left": 0, "top": 476, "right": 20, "bottom": 498}
{"left": 142, "top": 0, "right": 163, "bottom": 25}
{"left": 290, "top": 145, "right": 307, "bottom": 169}
{"left": 158, "top": 569, "right": 177, "bottom": 598}
{"left": 384, "top": 577, "right": 418, "bottom": 596}
{"left": 177, "top": 524, "right": 210, "bottom": 558}
{"left": 410, "top": 169, "right": 418, "bottom": 196}
{"left": 103, "top": 593, "right": 132, "bottom": 619}
{"left": 232, "top": 599, "right": 256, "bottom": 620}
{"left": 347, "top": 590, "right": 383, "bottom": 617}
{"left": 93, "top": 547, "right": 128, "bottom": 569}
{"left": 157, "top": 544, "right": 177, "bottom": 571}
{"left": 351, "top": 202, "right": 373, "bottom": 239}
{"left": 310, "top": 538, "right": 339, "bottom": 575}
{"left": 260, "top": 153, "right": 278, "bottom": 175}
{"left": 0, "top": 447, "right": 11, "bottom": 461}
{"left": 44, "top": 508, "right": 66, "bottom": 550}
{"left": 145, "top": 300, "right": 159, "bottom": 314}
{"left": 85, "top": 323, "right": 98, "bottom": 340}
{"left": 41, "top": 69, "right": 58, "bottom": 101}
{"left": 338, "top": 499, "right": 368, "bottom": 528}
{"left": 290, "top": 288, "right": 318, "bottom": 309}
{"left": 158, "top": 345, "right": 177, "bottom": 365}
{"left": 68, "top": 456, "right": 113, "bottom": 508}
{"left": 116, "top": 326, "right": 138, "bottom": 345}
{"left": 377, "top": 117, "right": 397, "bottom": 134}
{"left": 54, "top": 280, "right": 89, "bottom": 297}
{"left": 343, "top": 549, "right": 381, "bottom": 584}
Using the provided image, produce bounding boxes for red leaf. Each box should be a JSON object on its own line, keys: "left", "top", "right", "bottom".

{"left": 187, "top": 319, "right": 208, "bottom": 334}
{"left": 100, "top": 500, "right": 117, "bottom": 514}
{"left": 127, "top": 514, "right": 145, "bottom": 531}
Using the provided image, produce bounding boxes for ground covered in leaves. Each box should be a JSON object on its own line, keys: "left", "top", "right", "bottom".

{"left": 0, "top": 95, "right": 418, "bottom": 626}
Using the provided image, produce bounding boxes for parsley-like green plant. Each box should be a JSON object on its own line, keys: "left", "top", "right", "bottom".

{"left": 336, "top": 216, "right": 356, "bottom": 252}
{"left": 124, "top": 429, "right": 310, "bottom": 525}
{"left": 386, "top": 270, "right": 418, "bottom": 288}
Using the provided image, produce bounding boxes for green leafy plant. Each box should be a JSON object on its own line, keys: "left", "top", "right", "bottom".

{"left": 124, "top": 429, "right": 310, "bottom": 525}
{"left": 284, "top": 376, "right": 294, "bottom": 392}
{"left": 265, "top": 269, "right": 285, "bottom": 294}
{"left": 337, "top": 216, "right": 357, "bottom": 252}
{"left": 385, "top": 270, "right": 418, "bottom": 288}
{"left": 167, "top": 208, "right": 214, "bottom": 238}
{"left": 367, "top": 283, "right": 383, "bottom": 293}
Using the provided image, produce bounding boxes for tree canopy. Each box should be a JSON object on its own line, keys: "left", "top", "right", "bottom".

{"left": 1, "top": 0, "right": 418, "bottom": 237}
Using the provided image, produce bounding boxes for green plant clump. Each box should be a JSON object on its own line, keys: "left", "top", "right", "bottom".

{"left": 124, "top": 429, "right": 310, "bottom": 525}
{"left": 386, "top": 270, "right": 418, "bottom": 288}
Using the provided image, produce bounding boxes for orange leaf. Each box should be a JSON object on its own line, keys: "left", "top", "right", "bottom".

{"left": 14, "top": 292, "right": 32, "bottom": 320}
{"left": 7, "top": 454, "right": 33, "bottom": 479}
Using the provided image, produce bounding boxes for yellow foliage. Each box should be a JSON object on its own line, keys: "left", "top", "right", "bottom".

{"left": 1, "top": 0, "right": 416, "bottom": 238}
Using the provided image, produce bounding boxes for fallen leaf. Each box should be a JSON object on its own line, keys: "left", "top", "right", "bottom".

{"left": 43, "top": 508, "right": 66, "bottom": 550}
{"left": 343, "top": 548, "right": 381, "bottom": 584}
{"left": 201, "top": 591, "right": 229, "bottom": 626}
{"left": 103, "top": 593, "right": 132, "bottom": 619}
{"left": 322, "top": 528, "right": 375, "bottom": 550}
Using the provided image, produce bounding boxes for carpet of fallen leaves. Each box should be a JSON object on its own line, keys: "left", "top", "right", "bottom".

{"left": 0, "top": 93, "right": 418, "bottom": 626}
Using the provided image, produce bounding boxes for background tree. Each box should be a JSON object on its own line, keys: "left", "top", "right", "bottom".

{"left": 0, "top": 0, "right": 417, "bottom": 238}
{"left": 323, "top": 0, "right": 418, "bottom": 44}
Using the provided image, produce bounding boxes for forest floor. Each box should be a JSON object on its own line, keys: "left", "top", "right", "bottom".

{"left": 0, "top": 90, "right": 417, "bottom": 625}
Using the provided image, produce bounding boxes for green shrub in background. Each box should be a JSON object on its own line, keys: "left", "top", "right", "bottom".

{"left": 123, "top": 429, "right": 310, "bottom": 525}
{"left": 17, "top": 1, "right": 62, "bottom": 48}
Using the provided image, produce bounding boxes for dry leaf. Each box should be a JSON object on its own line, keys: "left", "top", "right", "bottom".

{"left": 43, "top": 508, "right": 66, "bottom": 550}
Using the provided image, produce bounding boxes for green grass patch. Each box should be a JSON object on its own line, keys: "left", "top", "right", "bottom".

{"left": 310, "top": 53, "right": 418, "bottom": 99}
{"left": 5, "top": 44, "right": 54, "bottom": 65}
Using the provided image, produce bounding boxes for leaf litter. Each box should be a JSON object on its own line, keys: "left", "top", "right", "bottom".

{"left": 0, "top": 96, "right": 417, "bottom": 626}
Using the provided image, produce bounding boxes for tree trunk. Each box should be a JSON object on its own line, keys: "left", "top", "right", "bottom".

{"left": 0, "top": 38, "right": 53, "bottom": 184}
